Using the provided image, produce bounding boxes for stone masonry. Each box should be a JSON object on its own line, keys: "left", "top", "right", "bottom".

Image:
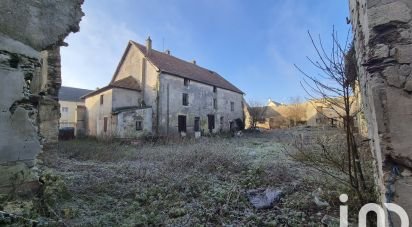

{"left": 0, "top": 1, "right": 83, "bottom": 194}
{"left": 349, "top": 0, "right": 412, "bottom": 225}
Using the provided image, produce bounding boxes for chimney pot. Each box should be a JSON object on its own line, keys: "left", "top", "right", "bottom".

{"left": 146, "top": 36, "right": 152, "bottom": 54}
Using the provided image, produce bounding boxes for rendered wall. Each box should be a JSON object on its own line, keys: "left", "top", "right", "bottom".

{"left": 85, "top": 89, "right": 113, "bottom": 137}
{"left": 158, "top": 73, "right": 244, "bottom": 136}
{"left": 349, "top": 0, "right": 412, "bottom": 224}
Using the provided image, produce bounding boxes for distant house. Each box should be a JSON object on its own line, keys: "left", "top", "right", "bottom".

{"left": 246, "top": 98, "right": 358, "bottom": 129}
{"left": 82, "top": 37, "right": 244, "bottom": 138}
{"left": 58, "top": 86, "right": 93, "bottom": 136}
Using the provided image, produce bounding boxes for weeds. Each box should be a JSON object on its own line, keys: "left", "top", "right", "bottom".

{"left": 32, "top": 130, "right": 345, "bottom": 225}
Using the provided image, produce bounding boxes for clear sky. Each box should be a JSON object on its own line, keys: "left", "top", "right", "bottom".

{"left": 61, "top": 0, "right": 351, "bottom": 104}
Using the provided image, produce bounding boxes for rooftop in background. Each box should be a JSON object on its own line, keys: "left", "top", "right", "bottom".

{"left": 59, "top": 86, "right": 93, "bottom": 102}
{"left": 130, "top": 40, "right": 244, "bottom": 94}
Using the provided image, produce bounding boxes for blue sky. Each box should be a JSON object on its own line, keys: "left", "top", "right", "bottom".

{"left": 61, "top": 0, "right": 350, "bottom": 104}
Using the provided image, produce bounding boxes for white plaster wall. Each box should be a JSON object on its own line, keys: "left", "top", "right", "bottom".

{"left": 111, "top": 44, "right": 159, "bottom": 132}
{"left": 84, "top": 89, "right": 113, "bottom": 137}
{"left": 59, "top": 100, "right": 84, "bottom": 127}
{"left": 115, "top": 45, "right": 143, "bottom": 82}
{"left": 112, "top": 88, "right": 142, "bottom": 110}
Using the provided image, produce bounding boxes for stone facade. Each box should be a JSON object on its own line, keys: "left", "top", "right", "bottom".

{"left": 0, "top": 0, "right": 83, "bottom": 193}
{"left": 85, "top": 40, "right": 244, "bottom": 138}
{"left": 349, "top": 0, "right": 412, "bottom": 224}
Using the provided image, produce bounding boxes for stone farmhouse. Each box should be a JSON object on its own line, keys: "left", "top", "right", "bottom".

{"left": 82, "top": 38, "right": 245, "bottom": 138}
{"left": 247, "top": 98, "right": 358, "bottom": 129}
{"left": 58, "top": 86, "right": 92, "bottom": 136}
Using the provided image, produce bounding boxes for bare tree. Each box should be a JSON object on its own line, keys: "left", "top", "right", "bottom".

{"left": 293, "top": 28, "right": 372, "bottom": 205}
{"left": 285, "top": 97, "right": 306, "bottom": 127}
{"left": 247, "top": 100, "right": 268, "bottom": 129}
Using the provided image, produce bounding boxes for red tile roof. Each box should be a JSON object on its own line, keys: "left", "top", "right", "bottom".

{"left": 130, "top": 41, "right": 243, "bottom": 94}
{"left": 82, "top": 76, "right": 141, "bottom": 98}
{"left": 110, "top": 75, "right": 141, "bottom": 91}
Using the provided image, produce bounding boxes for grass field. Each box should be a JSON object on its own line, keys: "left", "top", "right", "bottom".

{"left": 3, "top": 128, "right": 351, "bottom": 226}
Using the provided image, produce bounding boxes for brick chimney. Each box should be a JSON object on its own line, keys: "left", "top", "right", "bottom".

{"left": 146, "top": 36, "right": 152, "bottom": 54}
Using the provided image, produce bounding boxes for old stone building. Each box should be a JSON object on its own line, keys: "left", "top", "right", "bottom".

{"left": 0, "top": 1, "right": 84, "bottom": 193}
{"left": 83, "top": 38, "right": 244, "bottom": 138}
{"left": 58, "top": 86, "right": 92, "bottom": 136}
{"left": 350, "top": 0, "right": 412, "bottom": 225}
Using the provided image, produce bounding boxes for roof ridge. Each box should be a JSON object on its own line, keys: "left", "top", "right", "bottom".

{"left": 131, "top": 40, "right": 220, "bottom": 76}
{"left": 129, "top": 40, "right": 243, "bottom": 94}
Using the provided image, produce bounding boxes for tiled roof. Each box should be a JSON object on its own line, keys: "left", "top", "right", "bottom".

{"left": 130, "top": 41, "right": 243, "bottom": 94}
{"left": 82, "top": 76, "right": 141, "bottom": 99}
{"left": 110, "top": 76, "right": 141, "bottom": 91}
{"left": 59, "top": 86, "right": 93, "bottom": 102}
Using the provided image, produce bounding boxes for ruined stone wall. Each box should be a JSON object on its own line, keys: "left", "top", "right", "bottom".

{"left": 349, "top": 0, "right": 412, "bottom": 224}
{"left": 0, "top": 0, "right": 83, "bottom": 193}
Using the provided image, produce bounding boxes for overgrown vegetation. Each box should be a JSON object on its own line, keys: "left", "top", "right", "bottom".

{"left": 32, "top": 131, "right": 347, "bottom": 226}
{"left": 293, "top": 28, "right": 377, "bottom": 213}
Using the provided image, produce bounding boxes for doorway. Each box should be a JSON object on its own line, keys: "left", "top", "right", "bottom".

{"left": 178, "top": 115, "right": 187, "bottom": 132}
{"left": 194, "top": 117, "right": 200, "bottom": 132}
{"left": 207, "top": 114, "right": 215, "bottom": 133}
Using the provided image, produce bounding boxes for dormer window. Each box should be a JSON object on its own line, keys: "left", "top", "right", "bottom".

{"left": 184, "top": 78, "right": 190, "bottom": 87}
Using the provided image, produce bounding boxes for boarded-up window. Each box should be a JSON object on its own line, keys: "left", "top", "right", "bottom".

{"left": 183, "top": 93, "right": 189, "bottom": 106}
{"left": 100, "top": 95, "right": 104, "bottom": 105}
{"left": 230, "top": 102, "right": 234, "bottom": 111}
{"left": 103, "top": 117, "right": 108, "bottom": 132}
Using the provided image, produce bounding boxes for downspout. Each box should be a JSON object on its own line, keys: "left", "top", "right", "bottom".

{"left": 167, "top": 83, "right": 170, "bottom": 136}
{"left": 156, "top": 71, "right": 161, "bottom": 135}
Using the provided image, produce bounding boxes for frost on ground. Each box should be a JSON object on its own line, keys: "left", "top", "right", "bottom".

{"left": 35, "top": 128, "right": 345, "bottom": 226}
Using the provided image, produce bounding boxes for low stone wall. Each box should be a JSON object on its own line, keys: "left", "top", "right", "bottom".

{"left": 0, "top": 0, "right": 84, "bottom": 194}
{"left": 349, "top": 0, "right": 412, "bottom": 225}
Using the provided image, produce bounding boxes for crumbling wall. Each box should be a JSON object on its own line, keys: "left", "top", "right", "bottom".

{"left": 349, "top": 0, "right": 412, "bottom": 224}
{"left": 0, "top": 0, "right": 83, "bottom": 194}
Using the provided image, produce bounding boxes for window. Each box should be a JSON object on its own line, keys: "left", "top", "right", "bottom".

{"left": 61, "top": 107, "right": 68, "bottom": 112}
{"left": 136, "top": 121, "right": 143, "bottom": 130}
{"left": 184, "top": 78, "right": 190, "bottom": 87}
{"left": 100, "top": 95, "right": 104, "bottom": 105}
{"left": 103, "top": 117, "right": 108, "bottom": 132}
{"left": 182, "top": 93, "right": 189, "bottom": 106}
{"left": 178, "top": 115, "right": 187, "bottom": 132}
{"left": 230, "top": 102, "right": 234, "bottom": 112}
{"left": 213, "top": 98, "right": 217, "bottom": 110}
{"left": 194, "top": 117, "right": 200, "bottom": 132}
{"left": 136, "top": 116, "right": 143, "bottom": 130}
{"left": 213, "top": 86, "right": 217, "bottom": 93}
